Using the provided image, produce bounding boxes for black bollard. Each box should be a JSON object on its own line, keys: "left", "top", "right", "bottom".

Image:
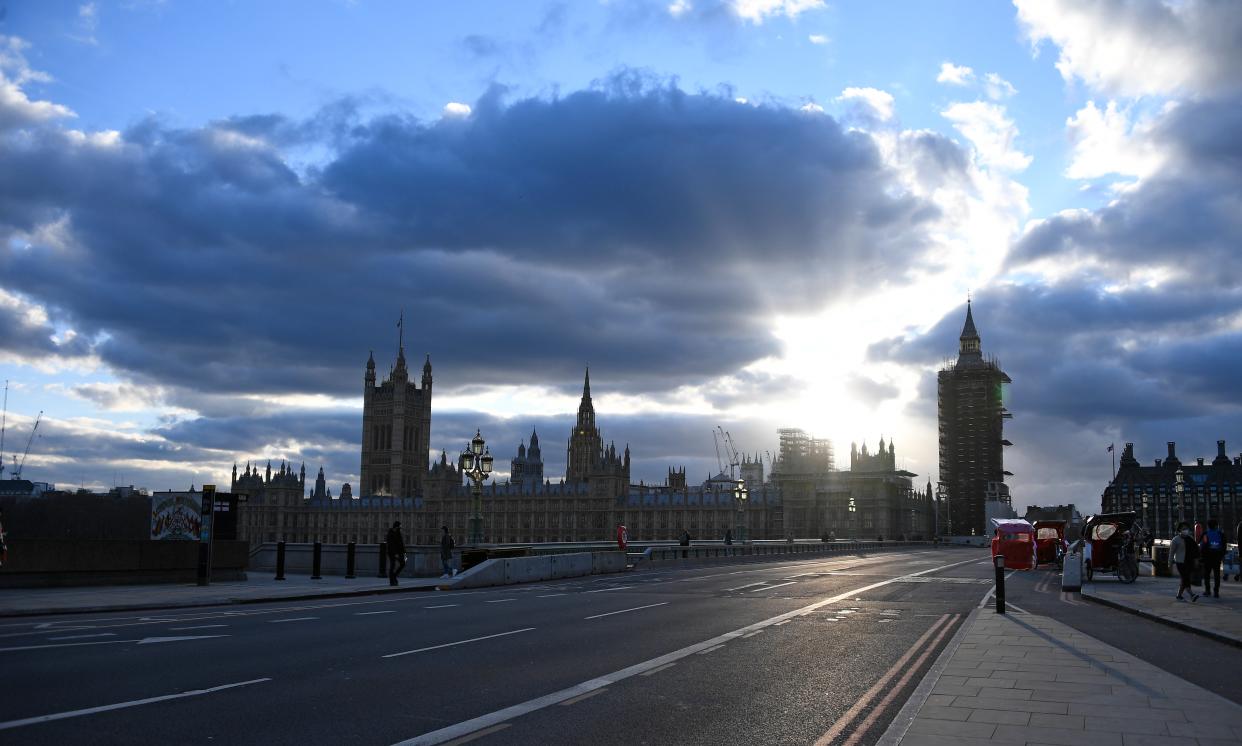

{"left": 346, "top": 541, "right": 357, "bottom": 579}
{"left": 378, "top": 543, "right": 388, "bottom": 578}
{"left": 275, "top": 540, "right": 286, "bottom": 581}
{"left": 994, "top": 555, "right": 1006, "bottom": 614}
{"left": 311, "top": 541, "right": 323, "bottom": 580}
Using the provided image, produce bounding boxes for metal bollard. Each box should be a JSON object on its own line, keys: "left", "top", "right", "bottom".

{"left": 311, "top": 541, "right": 323, "bottom": 580}
{"left": 275, "top": 540, "right": 286, "bottom": 581}
{"left": 994, "top": 555, "right": 1006, "bottom": 614}
{"left": 345, "top": 542, "right": 357, "bottom": 579}
{"left": 378, "top": 543, "right": 388, "bottom": 578}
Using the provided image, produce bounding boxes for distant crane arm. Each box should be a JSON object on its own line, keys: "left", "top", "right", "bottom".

{"left": 14, "top": 410, "right": 41, "bottom": 479}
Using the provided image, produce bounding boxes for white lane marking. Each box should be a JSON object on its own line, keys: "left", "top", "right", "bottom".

{"left": 741, "top": 630, "right": 764, "bottom": 638}
{"left": 168, "top": 625, "right": 228, "bottom": 631}
{"left": 389, "top": 555, "right": 982, "bottom": 746}
{"left": 484, "top": 599, "right": 516, "bottom": 604}
{"left": 356, "top": 611, "right": 397, "bottom": 616}
{"left": 583, "top": 603, "right": 668, "bottom": 620}
{"left": 748, "top": 581, "right": 797, "bottom": 592}
{"left": 536, "top": 594, "right": 567, "bottom": 598}
{"left": 784, "top": 572, "right": 817, "bottom": 579}
{"left": 0, "top": 678, "right": 271, "bottom": 731}
{"left": 697, "top": 645, "right": 725, "bottom": 655}
{"left": 48, "top": 633, "right": 116, "bottom": 641}
{"left": 0, "top": 635, "right": 227, "bottom": 653}
{"left": 773, "top": 619, "right": 792, "bottom": 626}
{"left": 424, "top": 604, "right": 459, "bottom": 609}
{"left": 383, "top": 628, "right": 536, "bottom": 658}
{"left": 1006, "top": 603, "right": 1030, "bottom": 615}
{"left": 558, "top": 689, "right": 606, "bottom": 706}
{"left": 722, "top": 581, "right": 769, "bottom": 592}
{"left": 582, "top": 586, "right": 632, "bottom": 594}
{"left": 268, "top": 617, "right": 317, "bottom": 624}
{"left": 640, "top": 662, "right": 676, "bottom": 677}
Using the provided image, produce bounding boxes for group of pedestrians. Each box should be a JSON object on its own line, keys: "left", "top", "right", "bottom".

{"left": 1170, "top": 518, "right": 1228, "bottom": 602}
{"left": 382, "top": 521, "right": 458, "bottom": 585}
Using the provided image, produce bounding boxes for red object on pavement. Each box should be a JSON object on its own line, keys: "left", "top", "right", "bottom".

{"left": 616, "top": 523, "right": 628, "bottom": 551}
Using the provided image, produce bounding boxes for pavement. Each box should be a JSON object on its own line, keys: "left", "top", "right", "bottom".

{"left": 1081, "top": 573, "right": 1242, "bottom": 647}
{"left": 5, "top": 548, "right": 1240, "bottom": 745}
{"left": 0, "top": 573, "right": 443, "bottom": 617}
{"left": 885, "top": 607, "right": 1242, "bottom": 746}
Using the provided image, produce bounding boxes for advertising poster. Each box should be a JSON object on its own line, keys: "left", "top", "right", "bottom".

{"left": 150, "top": 492, "right": 204, "bottom": 540}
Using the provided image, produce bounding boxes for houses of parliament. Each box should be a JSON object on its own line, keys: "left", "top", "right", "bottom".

{"left": 236, "top": 335, "right": 935, "bottom": 547}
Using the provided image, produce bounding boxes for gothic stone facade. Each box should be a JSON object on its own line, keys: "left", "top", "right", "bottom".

{"left": 937, "top": 301, "right": 1012, "bottom": 537}
{"left": 1102, "top": 440, "right": 1242, "bottom": 541}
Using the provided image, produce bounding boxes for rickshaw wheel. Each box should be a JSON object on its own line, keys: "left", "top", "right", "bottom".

{"left": 1085, "top": 564, "right": 1093, "bottom": 582}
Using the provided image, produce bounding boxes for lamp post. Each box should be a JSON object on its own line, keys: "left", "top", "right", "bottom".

{"left": 459, "top": 429, "right": 493, "bottom": 545}
{"left": 733, "top": 479, "right": 749, "bottom": 544}
{"left": 1174, "top": 468, "right": 1184, "bottom": 529}
{"left": 1141, "top": 492, "right": 1150, "bottom": 541}
{"left": 848, "top": 495, "right": 857, "bottom": 540}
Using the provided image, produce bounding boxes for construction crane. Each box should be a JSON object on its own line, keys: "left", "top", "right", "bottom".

{"left": 713, "top": 426, "right": 741, "bottom": 480}
{"left": 0, "top": 380, "right": 7, "bottom": 479}
{"left": 12, "top": 410, "right": 42, "bottom": 480}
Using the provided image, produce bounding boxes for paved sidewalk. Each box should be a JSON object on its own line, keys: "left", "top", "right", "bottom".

{"left": 885, "top": 609, "right": 1242, "bottom": 745}
{"left": 1082, "top": 574, "right": 1242, "bottom": 647}
{"left": 0, "top": 573, "right": 442, "bottom": 617}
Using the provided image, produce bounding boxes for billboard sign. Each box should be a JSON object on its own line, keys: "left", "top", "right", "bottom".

{"left": 150, "top": 492, "right": 204, "bottom": 540}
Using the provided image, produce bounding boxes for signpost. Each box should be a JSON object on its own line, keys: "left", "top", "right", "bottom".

{"left": 196, "top": 484, "right": 216, "bottom": 586}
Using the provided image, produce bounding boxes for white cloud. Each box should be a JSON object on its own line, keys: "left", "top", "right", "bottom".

{"left": 668, "top": 0, "right": 692, "bottom": 18}
{"left": 984, "top": 72, "right": 1017, "bottom": 100}
{"left": 442, "top": 101, "right": 472, "bottom": 117}
{"left": 1064, "top": 100, "right": 1166, "bottom": 181}
{"left": 941, "top": 101, "right": 1033, "bottom": 172}
{"left": 936, "top": 62, "right": 974, "bottom": 85}
{"left": 0, "top": 37, "right": 76, "bottom": 130}
{"left": 71, "top": 3, "right": 101, "bottom": 45}
{"left": 731, "top": 0, "right": 825, "bottom": 24}
{"left": 1015, "top": 0, "right": 1242, "bottom": 97}
{"left": 799, "top": 101, "right": 824, "bottom": 114}
{"left": 808, "top": 33, "right": 829, "bottom": 45}
{"left": 837, "top": 87, "right": 895, "bottom": 122}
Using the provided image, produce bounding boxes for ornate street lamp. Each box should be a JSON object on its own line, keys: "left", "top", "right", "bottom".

{"left": 460, "top": 429, "right": 493, "bottom": 545}
{"left": 1174, "top": 468, "right": 1184, "bottom": 529}
{"left": 848, "top": 495, "right": 857, "bottom": 540}
{"left": 1141, "top": 492, "right": 1150, "bottom": 543}
{"left": 733, "top": 479, "right": 749, "bottom": 544}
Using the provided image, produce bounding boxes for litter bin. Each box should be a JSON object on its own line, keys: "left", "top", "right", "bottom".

{"left": 1152, "top": 545, "right": 1172, "bottom": 577}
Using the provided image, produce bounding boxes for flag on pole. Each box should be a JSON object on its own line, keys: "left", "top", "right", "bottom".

{"left": 1107, "top": 443, "right": 1114, "bottom": 452}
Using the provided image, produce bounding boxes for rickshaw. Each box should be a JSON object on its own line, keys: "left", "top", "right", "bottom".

{"left": 1033, "top": 520, "right": 1068, "bottom": 567}
{"left": 990, "top": 518, "right": 1037, "bottom": 571}
{"left": 1083, "top": 511, "right": 1139, "bottom": 583}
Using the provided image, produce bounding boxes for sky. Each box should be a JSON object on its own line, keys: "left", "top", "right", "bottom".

{"left": 0, "top": 0, "right": 1239, "bottom": 513}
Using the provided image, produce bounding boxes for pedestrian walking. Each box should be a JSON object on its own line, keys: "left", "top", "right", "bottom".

{"left": 386, "top": 521, "right": 407, "bottom": 586}
{"left": 1201, "top": 519, "right": 1225, "bottom": 598}
{"left": 1170, "top": 522, "right": 1199, "bottom": 602}
{"left": 724, "top": 528, "right": 733, "bottom": 546}
{"left": 679, "top": 528, "right": 690, "bottom": 559}
{"left": 438, "top": 526, "right": 456, "bottom": 578}
{"left": 0, "top": 507, "right": 7, "bottom": 568}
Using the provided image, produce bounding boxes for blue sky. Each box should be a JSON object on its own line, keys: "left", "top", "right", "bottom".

{"left": 1, "top": 1, "right": 1240, "bottom": 511}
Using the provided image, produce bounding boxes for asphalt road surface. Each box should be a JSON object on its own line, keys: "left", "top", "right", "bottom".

{"left": 5, "top": 546, "right": 1219, "bottom": 745}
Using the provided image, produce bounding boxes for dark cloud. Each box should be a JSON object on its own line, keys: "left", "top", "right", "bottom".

{"left": 0, "top": 73, "right": 948, "bottom": 405}
{"left": 845, "top": 374, "right": 899, "bottom": 408}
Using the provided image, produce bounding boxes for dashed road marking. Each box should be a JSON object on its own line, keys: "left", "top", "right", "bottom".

{"left": 584, "top": 603, "right": 668, "bottom": 620}
{"left": 268, "top": 617, "right": 317, "bottom": 624}
{"left": 383, "top": 628, "right": 536, "bottom": 658}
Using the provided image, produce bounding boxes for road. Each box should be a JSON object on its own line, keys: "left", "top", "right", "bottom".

{"left": 4, "top": 546, "right": 1231, "bottom": 745}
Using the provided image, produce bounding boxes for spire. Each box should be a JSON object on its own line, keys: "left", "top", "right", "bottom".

{"left": 367, "top": 350, "right": 375, "bottom": 370}
{"left": 582, "top": 366, "right": 591, "bottom": 400}
{"left": 397, "top": 310, "right": 405, "bottom": 361}
{"left": 422, "top": 353, "right": 432, "bottom": 380}
{"left": 958, "top": 299, "right": 982, "bottom": 358}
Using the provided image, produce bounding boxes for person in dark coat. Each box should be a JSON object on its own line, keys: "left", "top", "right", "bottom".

{"left": 1200, "top": 519, "right": 1225, "bottom": 598}
{"left": 679, "top": 528, "right": 690, "bottom": 559}
{"left": 386, "top": 521, "right": 406, "bottom": 586}
{"left": 439, "top": 526, "right": 455, "bottom": 579}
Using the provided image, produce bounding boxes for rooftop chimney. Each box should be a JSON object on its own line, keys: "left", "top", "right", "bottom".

{"left": 1219, "top": 440, "right": 1227, "bottom": 458}
{"left": 1167, "top": 441, "right": 1177, "bottom": 459}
